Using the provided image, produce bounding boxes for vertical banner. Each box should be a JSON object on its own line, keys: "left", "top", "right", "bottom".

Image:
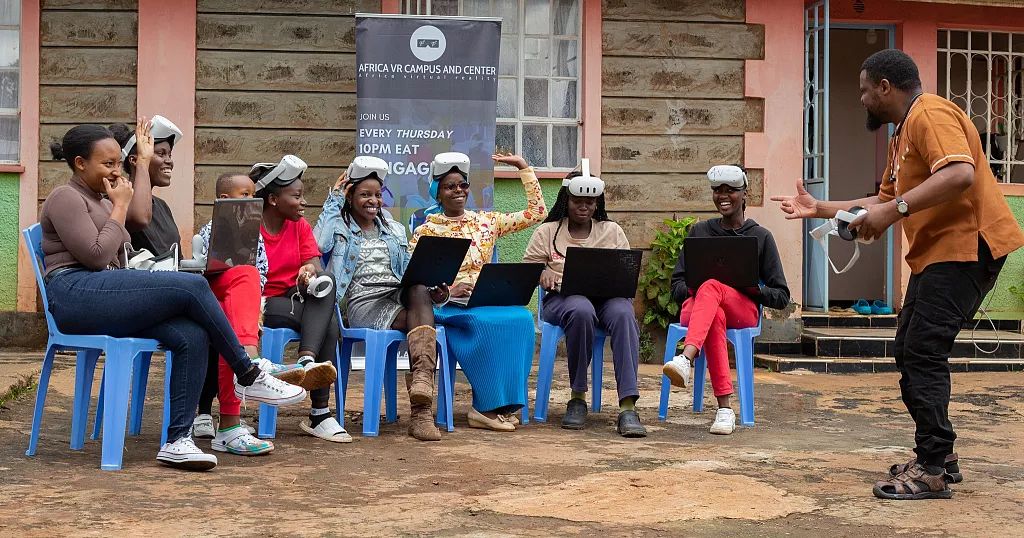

{"left": 355, "top": 15, "right": 501, "bottom": 228}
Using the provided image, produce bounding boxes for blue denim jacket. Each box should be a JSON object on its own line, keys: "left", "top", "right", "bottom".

{"left": 313, "top": 190, "right": 410, "bottom": 301}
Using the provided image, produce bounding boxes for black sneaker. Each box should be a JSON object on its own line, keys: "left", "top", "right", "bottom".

{"left": 561, "top": 398, "right": 587, "bottom": 430}
{"left": 617, "top": 410, "right": 647, "bottom": 438}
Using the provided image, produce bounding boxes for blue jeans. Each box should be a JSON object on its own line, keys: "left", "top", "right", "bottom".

{"left": 46, "top": 268, "right": 254, "bottom": 443}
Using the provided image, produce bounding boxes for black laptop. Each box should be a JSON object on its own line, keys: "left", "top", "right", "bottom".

{"left": 683, "top": 236, "right": 759, "bottom": 291}
{"left": 401, "top": 236, "right": 471, "bottom": 288}
{"left": 559, "top": 247, "right": 643, "bottom": 299}
{"left": 181, "top": 198, "right": 262, "bottom": 274}
{"left": 450, "top": 263, "right": 544, "bottom": 307}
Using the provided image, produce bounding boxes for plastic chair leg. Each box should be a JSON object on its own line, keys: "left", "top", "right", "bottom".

{"left": 692, "top": 351, "right": 707, "bottom": 414}
{"left": 72, "top": 350, "right": 101, "bottom": 450}
{"left": 658, "top": 328, "right": 685, "bottom": 421}
{"left": 257, "top": 332, "right": 286, "bottom": 440}
{"left": 435, "top": 332, "right": 454, "bottom": 432}
{"left": 129, "top": 352, "right": 153, "bottom": 436}
{"left": 334, "top": 344, "right": 349, "bottom": 430}
{"left": 533, "top": 328, "right": 560, "bottom": 422}
{"left": 91, "top": 354, "right": 105, "bottom": 441}
{"left": 384, "top": 341, "right": 399, "bottom": 424}
{"left": 161, "top": 351, "right": 173, "bottom": 445}
{"left": 591, "top": 335, "right": 606, "bottom": 412}
{"left": 99, "top": 345, "right": 134, "bottom": 471}
{"left": 734, "top": 336, "right": 755, "bottom": 426}
{"left": 26, "top": 345, "right": 58, "bottom": 457}
{"left": 362, "top": 336, "right": 387, "bottom": 437}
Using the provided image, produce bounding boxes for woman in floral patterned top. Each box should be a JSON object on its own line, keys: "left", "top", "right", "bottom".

{"left": 410, "top": 153, "right": 546, "bottom": 431}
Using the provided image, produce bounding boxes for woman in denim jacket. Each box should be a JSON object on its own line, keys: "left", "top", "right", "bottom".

{"left": 314, "top": 157, "right": 449, "bottom": 441}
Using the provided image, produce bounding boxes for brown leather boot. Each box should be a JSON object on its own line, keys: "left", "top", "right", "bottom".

{"left": 406, "top": 325, "right": 437, "bottom": 406}
{"left": 406, "top": 372, "right": 441, "bottom": 441}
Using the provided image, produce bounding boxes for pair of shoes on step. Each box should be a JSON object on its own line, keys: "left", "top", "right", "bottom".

{"left": 852, "top": 299, "right": 893, "bottom": 315}
{"left": 662, "top": 355, "right": 738, "bottom": 435}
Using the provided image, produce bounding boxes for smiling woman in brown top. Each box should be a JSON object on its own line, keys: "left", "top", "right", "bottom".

{"left": 39, "top": 124, "right": 307, "bottom": 472}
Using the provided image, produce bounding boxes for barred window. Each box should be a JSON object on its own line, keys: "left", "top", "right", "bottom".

{"left": 0, "top": 0, "right": 19, "bottom": 163}
{"left": 403, "top": 0, "right": 581, "bottom": 171}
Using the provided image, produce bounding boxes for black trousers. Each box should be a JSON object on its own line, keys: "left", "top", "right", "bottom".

{"left": 263, "top": 272, "right": 340, "bottom": 409}
{"left": 895, "top": 240, "right": 1005, "bottom": 467}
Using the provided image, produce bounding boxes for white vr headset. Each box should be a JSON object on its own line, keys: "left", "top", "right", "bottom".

{"left": 809, "top": 206, "right": 873, "bottom": 274}
{"left": 121, "top": 115, "right": 183, "bottom": 161}
{"left": 563, "top": 158, "right": 604, "bottom": 197}
{"left": 707, "top": 165, "right": 747, "bottom": 189}
{"left": 431, "top": 152, "right": 470, "bottom": 178}
{"left": 347, "top": 155, "right": 388, "bottom": 181}
{"left": 251, "top": 154, "right": 308, "bottom": 193}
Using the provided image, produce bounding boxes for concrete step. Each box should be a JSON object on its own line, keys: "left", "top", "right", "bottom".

{"left": 756, "top": 354, "right": 1024, "bottom": 374}
{"left": 800, "top": 327, "right": 1024, "bottom": 359}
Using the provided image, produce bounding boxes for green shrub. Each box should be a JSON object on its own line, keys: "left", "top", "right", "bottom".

{"left": 638, "top": 216, "right": 697, "bottom": 329}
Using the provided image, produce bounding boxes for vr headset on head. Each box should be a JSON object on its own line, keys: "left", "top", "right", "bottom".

{"left": 564, "top": 158, "right": 604, "bottom": 197}
{"left": 430, "top": 152, "right": 470, "bottom": 179}
{"left": 707, "top": 164, "right": 747, "bottom": 189}
{"left": 251, "top": 154, "right": 308, "bottom": 193}
{"left": 347, "top": 155, "right": 389, "bottom": 181}
{"left": 121, "top": 115, "right": 183, "bottom": 161}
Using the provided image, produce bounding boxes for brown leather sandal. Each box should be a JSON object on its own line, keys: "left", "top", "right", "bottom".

{"left": 873, "top": 464, "right": 953, "bottom": 500}
{"left": 889, "top": 452, "right": 962, "bottom": 483}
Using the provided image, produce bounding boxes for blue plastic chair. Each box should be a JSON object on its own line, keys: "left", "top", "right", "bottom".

{"left": 22, "top": 224, "right": 171, "bottom": 471}
{"left": 658, "top": 306, "right": 763, "bottom": 426}
{"left": 90, "top": 351, "right": 172, "bottom": 446}
{"left": 532, "top": 288, "right": 607, "bottom": 422}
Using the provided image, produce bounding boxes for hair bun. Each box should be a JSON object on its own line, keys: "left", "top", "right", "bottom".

{"left": 49, "top": 141, "right": 65, "bottom": 161}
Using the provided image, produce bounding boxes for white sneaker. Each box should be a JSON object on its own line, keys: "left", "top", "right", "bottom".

{"left": 157, "top": 435, "right": 218, "bottom": 471}
{"left": 663, "top": 355, "right": 691, "bottom": 388}
{"left": 251, "top": 357, "right": 306, "bottom": 385}
{"left": 211, "top": 426, "right": 274, "bottom": 456}
{"left": 191, "top": 414, "right": 215, "bottom": 439}
{"left": 238, "top": 418, "right": 256, "bottom": 435}
{"left": 709, "top": 407, "right": 736, "bottom": 435}
{"left": 234, "top": 370, "right": 307, "bottom": 407}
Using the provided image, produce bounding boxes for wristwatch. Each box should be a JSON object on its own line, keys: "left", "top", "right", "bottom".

{"left": 895, "top": 196, "right": 910, "bottom": 217}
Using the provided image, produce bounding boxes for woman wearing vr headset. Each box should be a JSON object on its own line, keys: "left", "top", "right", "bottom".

{"left": 409, "top": 152, "right": 546, "bottom": 431}
{"left": 313, "top": 156, "right": 450, "bottom": 441}
{"left": 523, "top": 162, "right": 646, "bottom": 438}
{"left": 663, "top": 165, "right": 790, "bottom": 435}
{"left": 253, "top": 155, "right": 351, "bottom": 443}
{"left": 40, "top": 124, "right": 308, "bottom": 471}
{"left": 113, "top": 117, "right": 305, "bottom": 457}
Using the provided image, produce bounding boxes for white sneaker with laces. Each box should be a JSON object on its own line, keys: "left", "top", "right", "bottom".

{"left": 157, "top": 435, "right": 218, "bottom": 471}
{"left": 234, "top": 370, "right": 307, "bottom": 407}
{"left": 663, "top": 355, "right": 691, "bottom": 388}
{"left": 191, "top": 413, "right": 215, "bottom": 439}
{"left": 709, "top": 407, "right": 736, "bottom": 435}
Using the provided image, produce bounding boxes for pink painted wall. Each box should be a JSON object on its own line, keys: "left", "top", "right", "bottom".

{"left": 743, "top": 0, "right": 807, "bottom": 309}
{"left": 16, "top": 0, "right": 40, "bottom": 312}
{"left": 136, "top": 0, "right": 197, "bottom": 252}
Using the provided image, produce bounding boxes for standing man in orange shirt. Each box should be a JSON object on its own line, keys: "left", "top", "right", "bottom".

{"left": 774, "top": 49, "right": 1024, "bottom": 500}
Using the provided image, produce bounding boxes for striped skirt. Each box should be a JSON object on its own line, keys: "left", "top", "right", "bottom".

{"left": 434, "top": 304, "right": 535, "bottom": 413}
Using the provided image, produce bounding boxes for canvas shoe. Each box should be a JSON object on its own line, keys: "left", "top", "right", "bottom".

{"left": 251, "top": 357, "right": 306, "bottom": 385}
{"left": 662, "top": 355, "right": 691, "bottom": 388}
{"left": 709, "top": 407, "right": 736, "bottom": 435}
{"left": 234, "top": 370, "right": 307, "bottom": 407}
{"left": 156, "top": 435, "right": 218, "bottom": 471}
{"left": 191, "top": 413, "right": 215, "bottom": 439}
{"left": 211, "top": 426, "right": 274, "bottom": 456}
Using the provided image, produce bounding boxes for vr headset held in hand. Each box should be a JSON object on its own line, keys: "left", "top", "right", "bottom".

{"left": 564, "top": 158, "right": 604, "bottom": 197}
{"left": 347, "top": 156, "right": 389, "bottom": 181}
{"left": 121, "top": 115, "right": 183, "bottom": 161}
{"left": 809, "top": 206, "right": 873, "bottom": 274}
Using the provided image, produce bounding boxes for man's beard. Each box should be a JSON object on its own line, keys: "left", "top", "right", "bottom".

{"left": 865, "top": 110, "right": 885, "bottom": 131}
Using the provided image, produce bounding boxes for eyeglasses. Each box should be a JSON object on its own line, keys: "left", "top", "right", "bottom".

{"left": 444, "top": 182, "right": 471, "bottom": 192}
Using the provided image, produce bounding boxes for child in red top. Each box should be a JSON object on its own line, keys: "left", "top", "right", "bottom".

{"left": 254, "top": 155, "right": 351, "bottom": 444}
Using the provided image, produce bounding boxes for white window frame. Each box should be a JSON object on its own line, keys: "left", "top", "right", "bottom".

{"left": 938, "top": 29, "right": 1024, "bottom": 183}
{"left": 0, "top": 0, "right": 19, "bottom": 164}
{"left": 402, "top": 0, "right": 582, "bottom": 171}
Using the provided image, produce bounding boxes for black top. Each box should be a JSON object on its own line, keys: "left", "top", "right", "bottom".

{"left": 129, "top": 196, "right": 181, "bottom": 257}
{"left": 670, "top": 218, "right": 790, "bottom": 310}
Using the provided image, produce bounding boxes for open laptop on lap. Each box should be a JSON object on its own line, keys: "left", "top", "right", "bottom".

{"left": 559, "top": 247, "right": 643, "bottom": 299}
{"left": 180, "top": 198, "right": 262, "bottom": 274}
{"left": 683, "top": 236, "right": 759, "bottom": 293}
{"left": 449, "top": 263, "right": 544, "bottom": 307}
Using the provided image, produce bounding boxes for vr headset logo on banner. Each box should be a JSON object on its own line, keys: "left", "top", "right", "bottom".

{"left": 410, "top": 26, "right": 447, "bottom": 62}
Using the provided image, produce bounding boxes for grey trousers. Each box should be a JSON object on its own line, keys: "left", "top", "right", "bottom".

{"left": 542, "top": 294, "right": 640, "bottom": 402}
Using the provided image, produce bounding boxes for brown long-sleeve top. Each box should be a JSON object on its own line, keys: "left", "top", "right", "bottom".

{"left": 40, "top": 176, "right": 131, "bottom": 275}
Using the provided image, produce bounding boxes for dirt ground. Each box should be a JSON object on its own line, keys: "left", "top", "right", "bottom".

{"left": 1, "top": 354, "right": 1023, "bottom": 537}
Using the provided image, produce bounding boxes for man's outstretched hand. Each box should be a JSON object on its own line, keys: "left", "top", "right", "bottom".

{"left": 770, "top": 179, "right": 819, "bottom": 220}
